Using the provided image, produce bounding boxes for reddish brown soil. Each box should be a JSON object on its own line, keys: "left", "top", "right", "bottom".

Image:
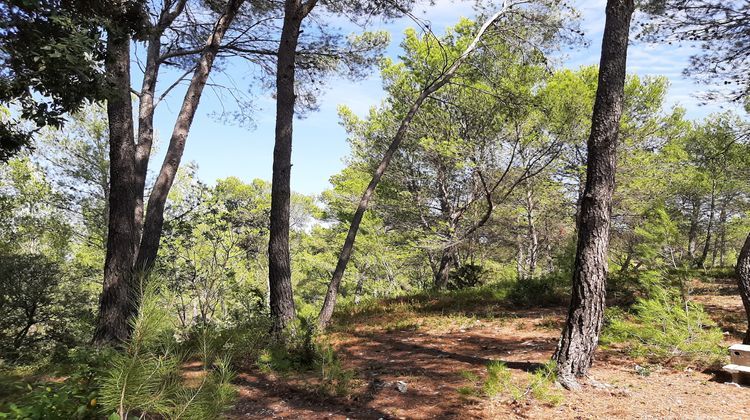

{"left": 229, "top": 277, "right": 750, "bottom": 419}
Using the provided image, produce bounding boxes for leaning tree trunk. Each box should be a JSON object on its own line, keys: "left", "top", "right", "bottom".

{"left": 735, "top": 233, "right": 750, "bottom": 344}
{"left": 94, "top": 30, "right": 138, "bottom": 346}
{"left": 553, "top": 0, "right": 634, "bottom": 389}
{"left": 135, "top": 0, "right": 244, "bottom": 272}
{"left": 268, "top": 0, "right": 318, "bottom": 336}
{"left": 316, "top": 8, "right": 509, "bottom": 329}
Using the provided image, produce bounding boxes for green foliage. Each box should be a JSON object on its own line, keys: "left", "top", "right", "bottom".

{"left": 601, "top": 285, "right": 725, "bottom": 367}
{"left": 507, "top": 274, "right": 570, "bottom": 307}
{"left": 97, "top": 280, "right": 236, "bottom": 419}
{"left": 256, "top": 316, "right": 356, "bottom": 397}
{"left": 460, "top": 361, "right": 562, "bottom": 406}
{"left": 447, "top": 264, "right": 486, "bottom": 290}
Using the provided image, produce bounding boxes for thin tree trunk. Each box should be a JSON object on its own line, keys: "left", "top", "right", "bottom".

{"left": 698, "top": 181, "right": 716, "bottom": 268}
{"left": 133, "top": 1, "right": 186, "bottom": 254}
{"left": 268, "top": 0, "right": 318, "bottom": 335}
{"left": 516, "top": 228, "right": 525, "bottom": 280}
{"left": 687, "top": 196, "right": 701, "bottom": 260}
{"left": 735, "top": 233, "right": 750, "bottom": 344}
{"left": 135, "top": 0, "right": 244, "bottom": 272}
{"left": 714, "top": 196, "right": 727, "bottom": 267}
{"left": 525, "top": 186, "right": 539, "bottom": 279}
{"left": 133, "top": 35, "right": 160, "bottom": 256}
{"left": 317, "top": 8, "right": 509, "bottom": 329}
{"left": 554, "top": 0, "right": 634, "bottom": 389}
{"left": 94, "top": 30, "right": 138, "bottom": 346}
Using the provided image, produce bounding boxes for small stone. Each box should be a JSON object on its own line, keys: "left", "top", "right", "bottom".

{"left": 396, "top": 380, "right": 408, "bottom": 393}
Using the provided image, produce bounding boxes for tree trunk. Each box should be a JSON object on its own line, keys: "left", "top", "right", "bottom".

{"left": 268, "top": 0, "right": 317, "bottom": 335}
{"left": 133, "top": 34, "right": 161, "bottom": 258}
{"left": 354, "top": 264, "right": 368, "bottom": 305}
{"left": 316, "top": 8, "right": 509, "bottom": 329}
{"left": 434, "top": 246, "right": 456, "bottom": 289}
{"left": 516, "top": 227, "right": 525, "bottom": 280}
{"left": 94, "top": 30, "right": 138, "bottom": 346}
{"left": 735, "top": 233, "right": 750, "bottom": 344}
{"left": 554, "top": 0, "right": 634, "bottom": 389}
{"left": 525, "top": 186, "right": 539, "bottom": 279}
{"left": 698, "top": 181, "right": 716, "bottom": 268}
{"left": 133, "top": 3, "right": 187, "bottom": 253}
{"left": 135, "top": 0, "right": 244, "bottom": 272}
{"left": 687, "top": 196, "right": 701, "bottom": 260}
{"left": 714, "top": 196, "right": 727, "bottom": 267}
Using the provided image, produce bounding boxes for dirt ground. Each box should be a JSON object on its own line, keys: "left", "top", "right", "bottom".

{"left": 228, "top": 277, "right": 750, "bottom": 419}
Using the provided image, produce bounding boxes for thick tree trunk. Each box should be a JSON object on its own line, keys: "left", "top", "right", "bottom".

{"left": 268, "top": 0, "right": 317, "bottom": 335}
{"left": 554, "top": 0, "right": 634, "bottom": 389}
{"left": 698, "top": 181, "right": 716, "bottom": 268}
{"left": 735, "top": 233, "right": 750, "bottom": 344}
{"left": 434, "top": 246, "right": 456, "bottom": 289}
{"left": 94, "top": 31, "right": 138, "bottom": 346}
{"left": 316, "top": 9, "right": 508, "bottom": 329}
{"left": 135, "top": 0, "right": 244, "bottom": 272}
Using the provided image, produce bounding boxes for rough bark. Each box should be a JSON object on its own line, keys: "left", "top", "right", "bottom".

{"left": 553, "top": 0, "right": 634, "bottom": 389}
{"left": 735, "top": 233, "right": 750, "bottom": 344}
{"left": 268, "top": 0, "right": 318, "bottom": 335}
{"left": 93, "top": 30, "right": 138, "bottom": 346}
{"left": 434, "top": 246, "right": 457, "bottom": 289}
{"left": 135, "top": 0, "right": 244, "bottom": 271}
{"left": 316, "top": 8, "right": 510, "bottom": 329}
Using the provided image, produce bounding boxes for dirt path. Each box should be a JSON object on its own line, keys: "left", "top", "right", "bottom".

{"left": 229, "top": 281, "right": 750, "bottom": 419}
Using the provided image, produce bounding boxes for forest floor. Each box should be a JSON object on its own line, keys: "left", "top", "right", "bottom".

{"left": 229, "top": 275, "right": 750, "bottom": 419}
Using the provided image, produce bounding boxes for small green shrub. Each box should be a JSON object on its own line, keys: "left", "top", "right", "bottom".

{"left": 256, "top": 316, "right": 356, "bottom": 397}
{"left": 316, "top": 345, "right": 355, "bottom": 397}
{"left": 601, "top": 285, "right": 725, "bottom": 367}
{"left": 447, "top": 264, "right": 486, "bottom": 290}
{"left": 0, "top": 360, "right": 101, "bottom": 419}
{"left": 459, "top": 361, "right": 562, "bottom": 406}
{"left": 97, "top": 279, "right": 236, "bottom": 419}
{"left": 507, "top": 275, "right": 569, "bottom": 307}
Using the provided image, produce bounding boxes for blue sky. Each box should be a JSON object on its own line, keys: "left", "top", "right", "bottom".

{"left": 146, "top": 0, "right": 745, "bottom": 196}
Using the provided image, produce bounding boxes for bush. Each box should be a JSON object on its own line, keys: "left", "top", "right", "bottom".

{"left": 447, "top": 264, "right": 486, "bottom": 290}
{"left": 0, "top": 347, "right": 111, "bottom": 419}
{"left": 601, "top": 285, "right": 725, "bottom": 367}
{"left": 459, "top": 361, "right": 562, "bottom": 406}
{"left": 256, "top": 315, "right": 356, "bottom": 397}
{"left": 0, "top": 252, "right": 97, "bottom": 366}
{"left": 507, "top": 274, "right": 569, "bottom": 307}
